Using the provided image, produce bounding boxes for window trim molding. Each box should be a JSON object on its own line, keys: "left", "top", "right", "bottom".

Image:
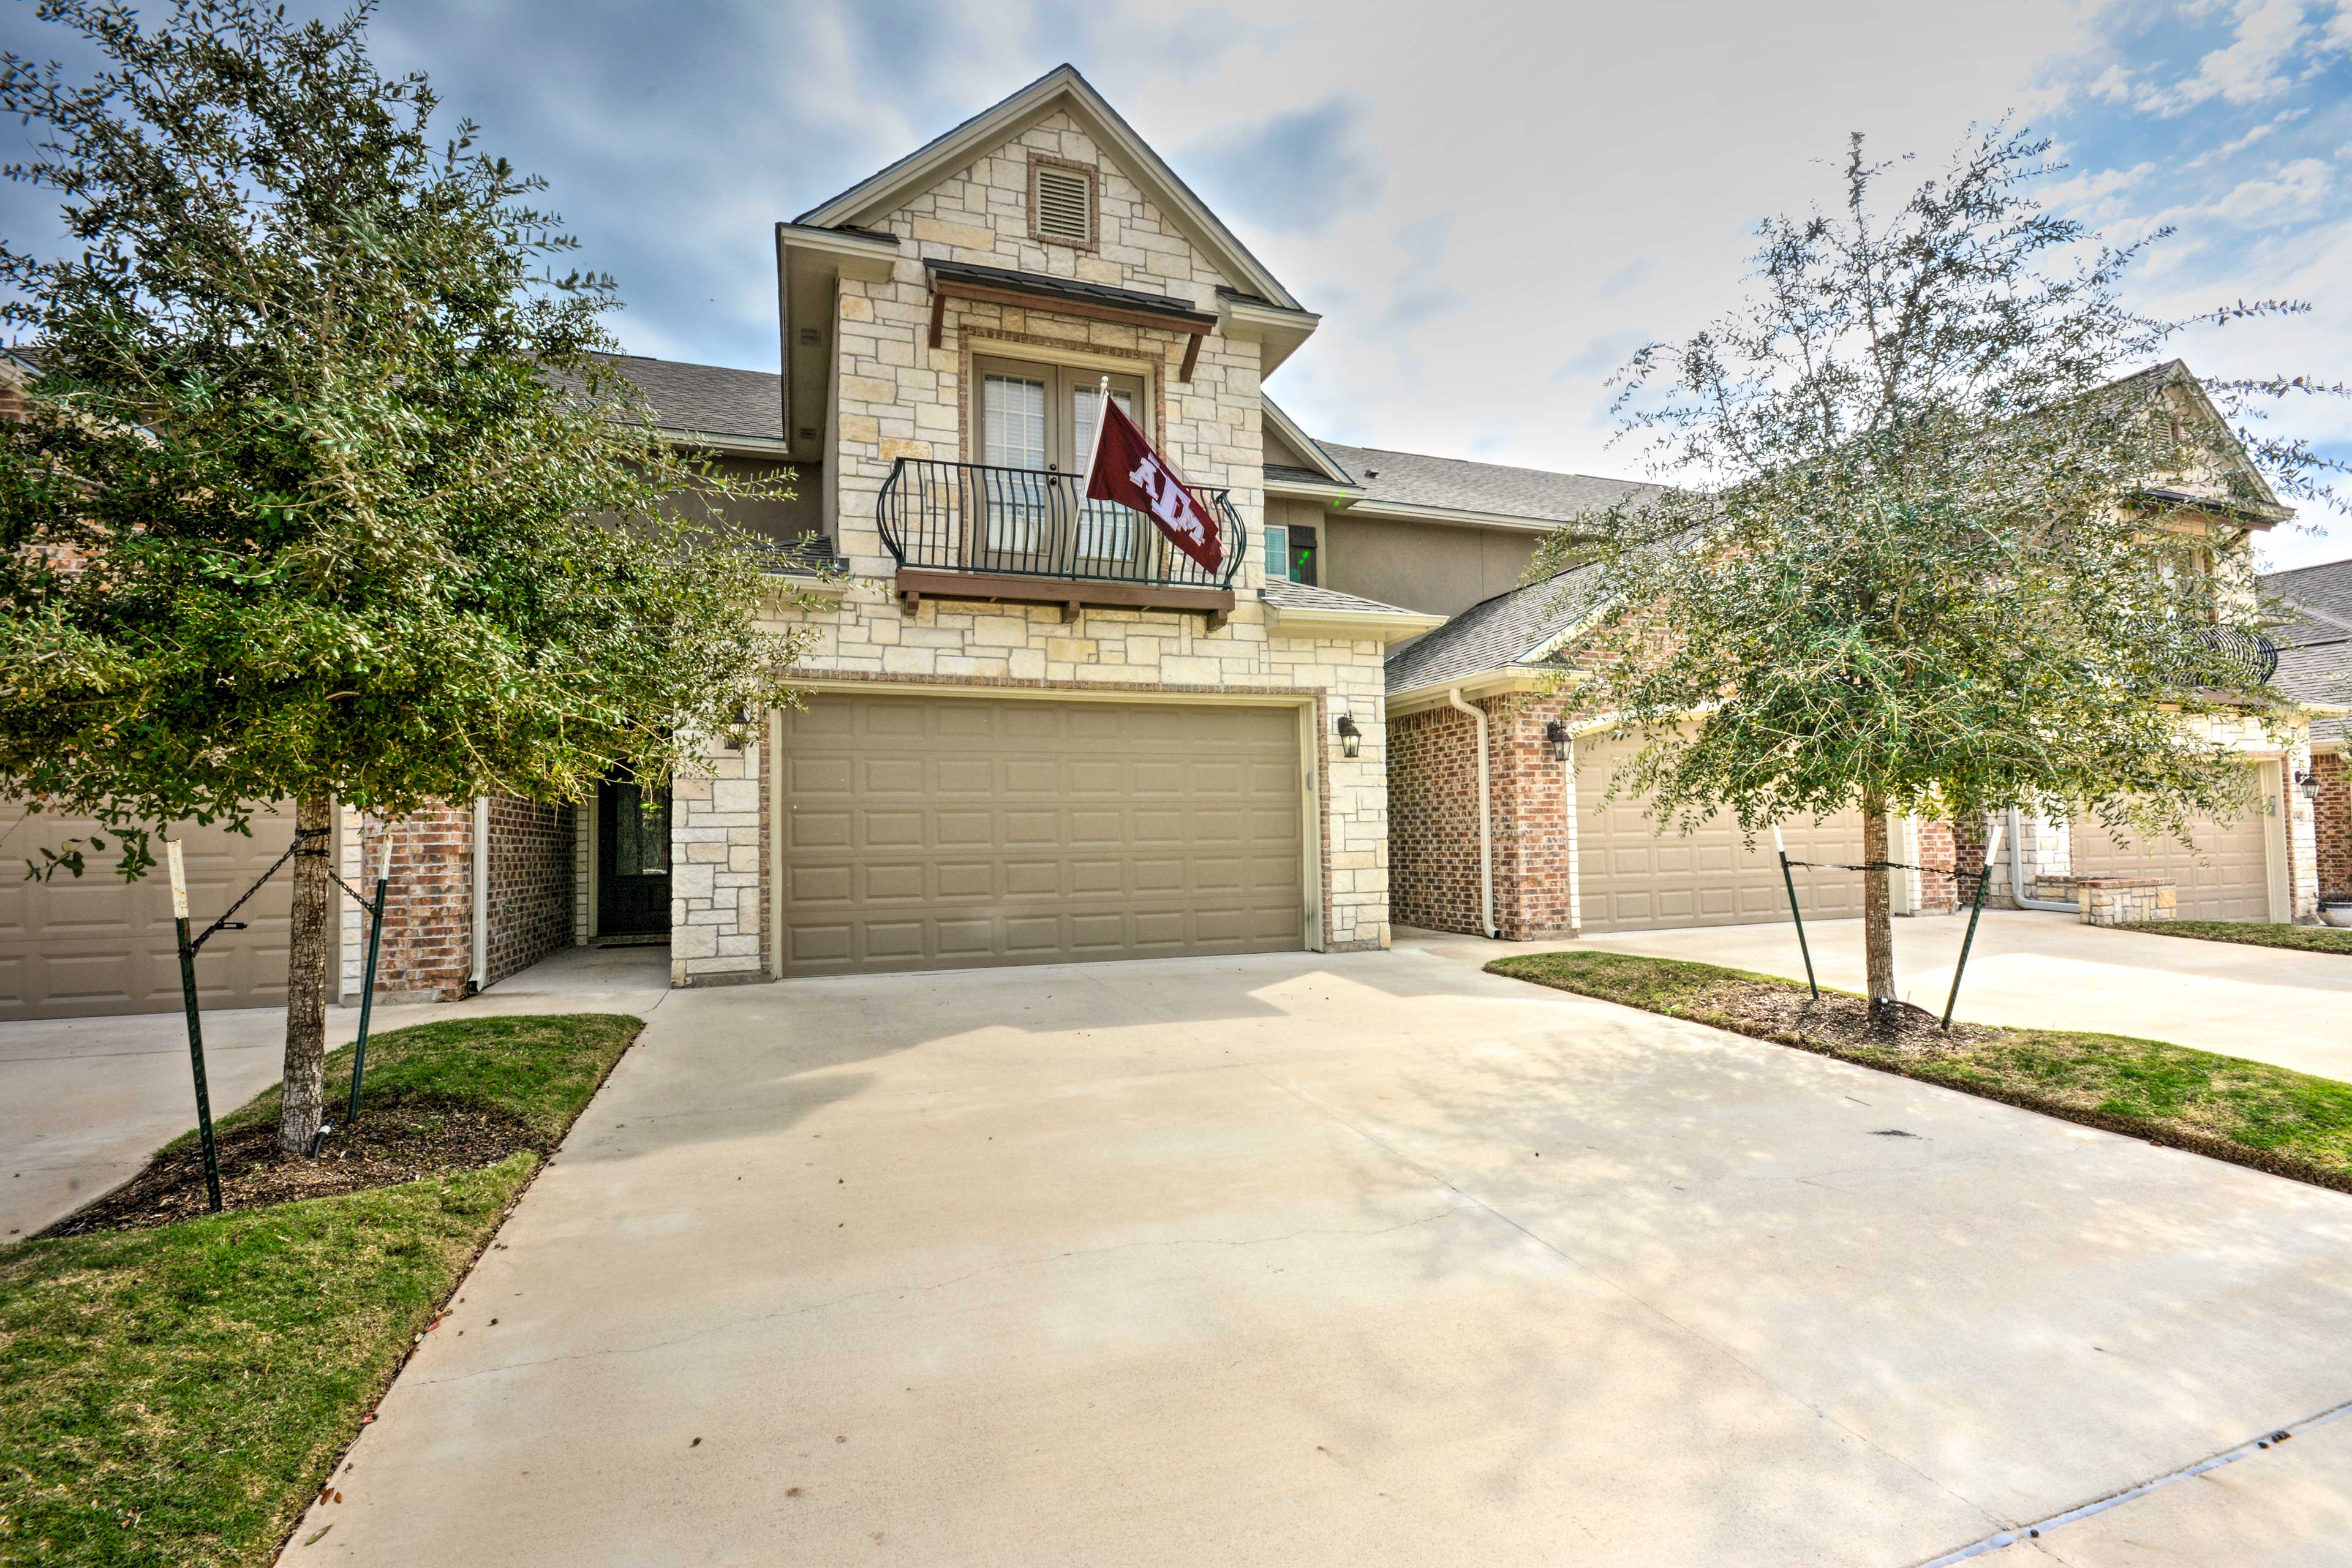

{"left": 1027, "top": 153, "right": 1099, "bottom": 252}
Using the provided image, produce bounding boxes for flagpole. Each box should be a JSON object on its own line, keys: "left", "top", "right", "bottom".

{"left": 1076, "top": 374, "right": 1110, "bottom": 501}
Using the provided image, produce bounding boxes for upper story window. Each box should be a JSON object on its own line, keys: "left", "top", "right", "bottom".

{"left": 1029, "top": 157, "right": 1097, "bottom": 249}
{"left": 1263, "top": 523, "right": 1317, "bottom": 585}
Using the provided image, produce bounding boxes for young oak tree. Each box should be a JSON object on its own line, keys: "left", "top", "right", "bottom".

{"left": 1539, "top": 127, "right": 2345, "bottom": 1016}
{"left": 0, "top": 0, "right": 813, "bottom": 1151}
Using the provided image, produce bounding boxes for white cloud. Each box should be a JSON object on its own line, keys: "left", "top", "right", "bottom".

{"left": 2206, "top": 157, "right": 2335, "bottom": 224}
{"left": 2133, "top": 0, "right": 2309, "bottom": 114}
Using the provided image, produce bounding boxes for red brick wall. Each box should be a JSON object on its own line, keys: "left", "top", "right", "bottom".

{"left": 1389, "top": 702, "right": 1489, "bottom": 935}
{"left": 361, "top": 806, "right": 476, "bottom": 1002}
{"left": 1915, "top": 820, "right": 1960, "bottom": 915}
{"left": 1389, "top": 693, "right": 1583, "bottom": 939}
{"left": 1491, "top": 695, "right": 1578, "bottom": 938}
{"left": 486, "top": 798, "right": 575, "bottom": 985}
{"left": 2315, "top": 752, "right": 2351, "bottom": 902}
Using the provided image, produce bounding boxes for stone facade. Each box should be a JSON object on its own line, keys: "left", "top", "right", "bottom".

{"left": 2048, "top": 876, "right": 2177, "bottom": 925}
{"left": 668, "top": 739, "right": 769, "bottom": 986}
{"left": 2316, "top": 750, "right": 2351, "bottom": 902}
{"left": 742, "top": 107, "right": 1394, "bottom": 970}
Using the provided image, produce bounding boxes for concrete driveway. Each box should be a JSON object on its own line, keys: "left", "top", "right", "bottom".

{"left": 0, "top": 944, "right": 669, "bottom": 1238}
{"left": 1558, "top": 909, "right": 2352, "bottom": 1082}
{"left": 277, "top": 940, "right": 2352, "bottom": 1567}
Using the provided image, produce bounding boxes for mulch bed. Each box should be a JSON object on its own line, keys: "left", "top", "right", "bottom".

{"left": 1693, "top": 979, "right": 1994, "bottom": 1055}
{"left": 43, "top": 1098, "right": 537, "bottom": 1238}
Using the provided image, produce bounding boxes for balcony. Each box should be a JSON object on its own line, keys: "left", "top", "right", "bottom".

{"left": 2196, "top": 625, "right": 2280, "bottom": 689}
{"left": 876, "top": 458, "right": 1246, "bottom": 622}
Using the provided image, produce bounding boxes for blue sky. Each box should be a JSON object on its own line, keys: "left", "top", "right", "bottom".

{"left": 2, "top": 0, "right": 2347, "bottom": 566}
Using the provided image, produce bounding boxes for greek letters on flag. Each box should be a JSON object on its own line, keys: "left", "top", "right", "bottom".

{"left": 1082, "top": 395, "right": 1226, "bottom": 573}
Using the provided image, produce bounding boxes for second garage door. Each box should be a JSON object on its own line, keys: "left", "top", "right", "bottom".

{"left": 2070, "top": 774, "right": 2275, "bottom": 922}
{"left": 777, "top": 695, "right": 1305, "bottom": 976}
{"left": 1, "top": 802, "right": 295, "bottom": 1021}
{"left": 1574, "top": 732, "right": 1868, "bottom": 933}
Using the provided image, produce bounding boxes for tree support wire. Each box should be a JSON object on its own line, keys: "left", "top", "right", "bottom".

{"left": 166, "top": 826, "right": 397, "bottom": 1208}
{"left": 1773, "top": 821, "right": 2005, "bottom": 1031}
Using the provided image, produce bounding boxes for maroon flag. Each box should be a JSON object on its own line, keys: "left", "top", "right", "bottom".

{"left": 1082, "top": 392, "right": 1225, "bottom": 573}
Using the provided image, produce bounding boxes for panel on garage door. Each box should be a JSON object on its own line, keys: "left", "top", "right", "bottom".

{"left": 1574, "top": 732, "right": 1867, "bottom": 933}
{"left": 2070, "top": 780, "right": 2273, "bottom": 922}
{"left": 777, "top": 695, "right": 1304, "bottom": 976}
{"left": 0, "top": 803, "right": 295, "bottom": 1020}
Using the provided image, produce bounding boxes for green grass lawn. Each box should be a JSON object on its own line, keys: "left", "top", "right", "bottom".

{"left": 1488, "top": 951, "right": 2352, "bottom": 1194}
{"left": 2112, "top": 919, "right": 2352, "bottom": 956}
{"left": 0, "top": 1012, "right": 641, "bottom": 1568}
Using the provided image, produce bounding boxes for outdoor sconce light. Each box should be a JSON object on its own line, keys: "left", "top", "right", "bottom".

{"left": 724, "top": 704, "right": 758, "bottom": 752}
{"left": 2296, "top": 770, "right": 2320, "bottom": 798}
{"left": 1335, "top": 713, "right": 1362, "bottom": 759}
{"left": 1544, "top": 718, "right": 1570, "bottom": 763}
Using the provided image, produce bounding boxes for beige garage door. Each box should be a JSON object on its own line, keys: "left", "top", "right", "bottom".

{"left": 0, "top": 802, "right": 295, "bottom": 1020}
{"left": 1575, "top": 733, "right": 1867, "bottom": 933}
{"left": 777, "top": 695, "right": 1305, "bottom": 976}
{"left": 2070, "top": 777, "right": 2274, "bottom": 922}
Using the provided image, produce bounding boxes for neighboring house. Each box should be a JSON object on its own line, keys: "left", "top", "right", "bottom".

{"left": 1382, "top": 361, "right": 2331, "bottom": 939}
{"left": 2266, "top": 556, "right": 2352, "bottom": 903}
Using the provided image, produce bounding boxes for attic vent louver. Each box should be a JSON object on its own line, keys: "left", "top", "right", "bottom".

{"left": 1031, "top": 161, "right": 1095, "bottom": 247}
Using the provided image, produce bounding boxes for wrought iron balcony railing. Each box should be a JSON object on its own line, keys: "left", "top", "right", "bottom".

{"left": 876, "top": 458, "right": 1246, "bottom": 596}
{"left": 2195, "top": 625, "right": 2280, "bottom": 689}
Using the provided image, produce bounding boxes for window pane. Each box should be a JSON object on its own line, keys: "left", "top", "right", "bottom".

{"left": 613, "top": 783, "right": 641, "bottom": 876}
{"left": 1262, "top": 524, "right": 1289, "bottom": 581}
{"left": 982, "top": 374, "right": 1047, "bottom": 469}
{"left": 635, "top": 790, "right": 669, "bottom": 875}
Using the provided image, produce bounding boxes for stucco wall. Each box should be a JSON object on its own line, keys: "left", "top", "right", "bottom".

{"left": 1323, "top": 514, "right": 1543, "bottom": 625}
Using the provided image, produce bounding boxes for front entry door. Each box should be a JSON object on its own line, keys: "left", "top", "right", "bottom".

{"left": 597, "top": 777, "right": 672, "bottom": 937}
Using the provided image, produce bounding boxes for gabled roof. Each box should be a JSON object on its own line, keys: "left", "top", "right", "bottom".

{"left": 1319, "top": 443, "right": 1663, "bottom": 530}
{"left": 1384, "top": 562, "right": 1612, "bottom": 699}
{"left": 795, "top": 64, "right": 1303, "bottom": 313}
{"left": 1262, "top": 397, "right": 1355, "bottom": 487}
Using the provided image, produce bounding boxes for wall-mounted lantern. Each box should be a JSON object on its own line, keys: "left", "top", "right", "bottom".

{"left": 1335, "top": 713, "right": 1362, "bottom": 760}
{"left": 2296, "top": 770, "right": 2320, "bottom": 799}
{"left": 1544, "top": 718, "right": 1570, "bottom": 763}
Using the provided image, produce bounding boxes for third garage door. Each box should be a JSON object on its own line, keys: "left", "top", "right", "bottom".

{"left": 2070, "top": 774, "right": 2275, "bottom": 922}
{"left": 1574, "top": 731, "right": 1868, "bottom": 933}
{"left": 777, "top": 694, "right": 1305, "bottom": 976}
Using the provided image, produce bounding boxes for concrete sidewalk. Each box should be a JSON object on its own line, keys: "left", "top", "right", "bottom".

{"left": 276, "top": 943, "right": 2352, "bottom": 1566}
{"left": 0, "top": 943, "right": 668, "bottom": 1237}
{"left": 1525, "top": 910, "right": 2352, "bottom": 1082}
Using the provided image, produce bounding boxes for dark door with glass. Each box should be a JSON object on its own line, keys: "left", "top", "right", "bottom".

{"left": 597, "top": 777, "right": 671, "bottom": 938}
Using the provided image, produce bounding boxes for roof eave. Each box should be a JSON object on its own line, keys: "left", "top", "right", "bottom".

{"left": 1265, "top": 602, "right": 1447, "bottom": 643}
{"left": 1385, "top": 666, "right": 1559, "bottom": 713}
{"left": 1343, "top": 497, "right": 1583, "bottom": 535}
{"left": 1259, "top": 396, "right": 1354, "bottom": 486}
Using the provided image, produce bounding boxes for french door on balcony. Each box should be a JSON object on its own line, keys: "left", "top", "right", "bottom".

{"left": 973, "top": 356, "right": 1146, "bottom": 576}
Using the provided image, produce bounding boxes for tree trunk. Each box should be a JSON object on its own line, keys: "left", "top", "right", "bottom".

{"left": 1861, "top": 796, "right": 1898, "bottom": 1011}
{"left": 279, "top": 793, "right": 335, "bottom": 1155}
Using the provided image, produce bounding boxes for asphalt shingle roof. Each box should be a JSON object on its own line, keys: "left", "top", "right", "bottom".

{"left": 1382, "top": 562, "right": 1611, "bottom": 695}
{"left": 2262, "top": 557, "right": 2352, "bottom": 649}
{"left": 593, "top": 353, "right": 783, "bottom": 443}
{"left": 1260, "top": 580, "right": 1427, "bottom": 617}
{"left": 1316, "top": 443, "right": 1662, "bottom": 527}
{"left": 925, "top": 259, "right": 1215, "bottom": 324}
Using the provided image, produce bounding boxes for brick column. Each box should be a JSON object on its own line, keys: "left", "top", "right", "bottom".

{"left": 2314, "top": 751, "right": 2350, "bottom": 902}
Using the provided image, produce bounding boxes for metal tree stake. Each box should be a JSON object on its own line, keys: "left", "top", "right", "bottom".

{"left": 347, "top": 836, "right": 393, "bottom": 1123}
{"left": 1773, "top": 826, "right": 1820, "bottom": 1000}
{"left": 167, "top": 841, "right": 225, "bottom": 1213}
{"left": 1941, "top": 821, "right": 2005, "bottom": 1032}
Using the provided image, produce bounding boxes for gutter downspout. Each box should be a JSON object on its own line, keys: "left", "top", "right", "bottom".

{"left": 2007, "top": 807, "right": 2076, "bottom": 913}
{"left": 469, "top": 796, "right": 490, "bottom": 993}
{"left": 1447, "top": 688, "right": 1498, "bottom": 938}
